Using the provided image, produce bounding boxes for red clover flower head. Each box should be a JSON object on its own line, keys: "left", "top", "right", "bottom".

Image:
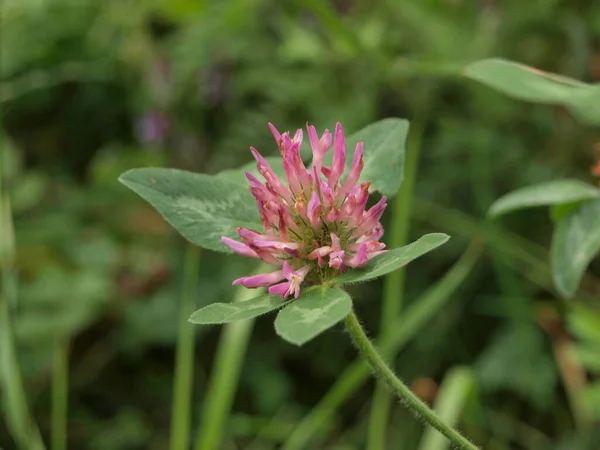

{"left": 222, "top": 122, "right": 388, "bottom": 298}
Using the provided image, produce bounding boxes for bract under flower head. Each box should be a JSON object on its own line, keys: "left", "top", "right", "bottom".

{"left": 222, "top": 122, "right": 388, "bottom": 298}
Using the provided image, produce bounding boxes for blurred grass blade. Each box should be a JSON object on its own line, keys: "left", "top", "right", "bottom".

{"left": 170, "top": 245, "right": 201, "bottom": 450}
{"left": 0, "top": 299, "right": 45, "bottom": 450}
{"left": 367, "top": 119, "right": 423, "bottom": 450}
{"left": 282, "top": 242, "right": 482, "bottom": 450}
{"left": 417, "top": 367, "right": 476, "bottom": 450}
{"left": 51, "top": 337, "right": 69, "bottom": 450}
{"left": 195, "top": 264, "right": 270, "bottom": 450}
{"left": 0, "top": 136, "right": 45, "bottom": 449}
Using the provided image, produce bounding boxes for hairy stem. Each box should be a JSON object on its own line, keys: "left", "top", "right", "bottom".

{"left": 344, "top": 311, "right": 479, "bottom": 450}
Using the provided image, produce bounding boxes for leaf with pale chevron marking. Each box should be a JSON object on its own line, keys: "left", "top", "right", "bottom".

{"left": 274, "top": 287, "right": 352, "bottom": 346}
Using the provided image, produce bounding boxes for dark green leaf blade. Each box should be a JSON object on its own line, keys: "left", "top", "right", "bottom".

{"left": 189, "top": 293, "right": 287, "bottom": 324}
{"left": 345, "top": 118, "right": 408, "bottom": 196}
{"left": 119, "top": 168, "right": 261, "bottom": 253}
{"left": 336, "top": 233, "right": 450, "bottom": 284}
{"left": 489, "top": 179, "right": 600, "bottom": 218}
{"left": 551, "top": 200, "right": 600, "bottom": 298}
{"left": 217, "top": 156, "right": 285, "bottom": 186}
{"left": 274, "top": 287, "right": 352, "bottom": 346}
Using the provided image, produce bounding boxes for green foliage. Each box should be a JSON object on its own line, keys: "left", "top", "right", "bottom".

{"left": 476, "top": 324, "right": 557, "bottom": 410}
{"left": 189, "top": 293, "right": 287, "bottom": 324}
{"left": 119, "top": 168, "right": 260, "bottom": 253}
{"left": 324, "top": 118, "right": 408, "bottom": 197}
{"left": 551, "top": 200, "right": 600, "bottom": 298}
{"left": 568, "top": 305, "right": 600, "bottom": 374}
{"left": 336, "top": 233, "right": 450, "bottom": 284}
{"left": 488, "top": 179, "right": 600, "bottom": 218}
{"left": 274, "top": 287, "right": 352, "bottom": 346}
{"left": 465, "top": 59, "right": 600, "bottom": 125}
{"left": 4, "top": 0, "right": 600, "bottom": 448}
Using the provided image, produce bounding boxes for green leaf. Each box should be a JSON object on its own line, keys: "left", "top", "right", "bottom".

{"left": 567, "top": 305, "right": 600, "bottom": 345}
{"left": 274, "top": 287, "right": 352, "bottom": 346}
{"left": 335, "top": 233, "right": 449, "bottom": 284}
{"left": 344, "top": 118, "right": 408, "bottom": 196}
{"left": 551, "top": 200, "right": 600, "bottom": 298}
{"left": 189, "top": 293, "right": 287, "bottom": 324}
{"left": 464, "top": 58, "right": 600, "bottom": 125}
{"left": 218, "top": 118, "right": 409, "bottom": 197}
{"left": 488, "top": 179, "right": 600, "bottom": 217}
{"left": 550, "top": 201, "right": 590, "bottom": 223}
{"left": 217, "top": 156, "right": 286, "bottom": 186}
{"left": 119, "top": 168, "right": 261, "bottom": 253}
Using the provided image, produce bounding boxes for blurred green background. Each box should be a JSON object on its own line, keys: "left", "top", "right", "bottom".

{"left": 2, "top": 0, "right": 600, "bottom": 449}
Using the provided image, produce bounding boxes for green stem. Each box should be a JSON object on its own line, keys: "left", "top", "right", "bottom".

{"left": 51, "top": 337, "right": 69, "bottom": 450}
{"left": 368, "top": 120, "right": 424, "bottom": 449}
{"left": 281, "top": 242, "right": 481, "bottom": 450}
{"left": 170, "top": 244, "right": 202, "bottom": 450}
{"left": 195, "top": 263, "right": 270, "bottom": 450}
{"left": 344, "top": 311, "right": 479, "bottom": 450}
{"left": 0, "top": 135, "right": 45, "bottom": 449}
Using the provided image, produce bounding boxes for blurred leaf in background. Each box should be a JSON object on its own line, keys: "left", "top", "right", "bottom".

{"left": 2, "top": 0, "right": 600, "bottom": 449}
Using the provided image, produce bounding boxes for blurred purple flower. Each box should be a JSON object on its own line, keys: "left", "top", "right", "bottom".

{"left": 136, "top": 112, "right": 169, "bottom": 146}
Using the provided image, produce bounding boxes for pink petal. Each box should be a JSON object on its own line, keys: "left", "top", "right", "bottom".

{"left": 308, "top": 124, "right": 331, "bottom": 172}
{"left": 268, "top": 122, "right": 282, "bottom": 143}
{"left": 325, "top": 207, "right": 339, "bottom": 222}
{"left": 353, "top": 197, "right": 387, "bottom": 237}
{"left": 282, "top": 261, "right": 294, "bottom": 278}
{"left": 328, "top": 122, "right": 346, "bottom": 188}
{"left": 250, "top": 147, "right": 293, "bottom": 203}
{"left": 293, "top": 128, "right": 303, "bottom": 145}
{"left": 307, "top": 191, "right": 322, "bottom": 229}
{"left": 237, "top": 227, "right": 271, "bottom": 243}
{"left": 320, "top": 129, "right": 332, "bottom": 151}
{"left": 345, "top": 243, "right": 368, "bottom": 267}
{"left": 337, "top": 141, "right": 364, "bottom": 201}
{"left": 329, "top": 250, "right": 345, "bottom": 270}
{"left": 252, "top": 240, "right": 302, "bottom": 250}
{"left": 232, "top": 269, "right": 285, "bottom": 288}
{"left": 221, "top": 237, "right": 259, "bottom": 258}
{"left": 320, "top": 181, "right": 334, "bottom": 208}
{"left": 367, "top": 250, "right": 388, "bottom": 260}
{"left": 307, "top": 245, "right": 332, "bottom": 260}
{"left": 268, "top": 281, "right": 291, "bottom": 298}
{"left": 330, "top": 232, "right": 342, "bottom": 252}
{"left": 248, "top": 245, "right": 281, "bottom": 265}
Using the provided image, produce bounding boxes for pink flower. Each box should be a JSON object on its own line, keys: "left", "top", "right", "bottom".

{"left": 223, "top": 122, "right": 388, "bottom": 298}
{"left": 268, "top": 262, "right": 310, "bottom": 299}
